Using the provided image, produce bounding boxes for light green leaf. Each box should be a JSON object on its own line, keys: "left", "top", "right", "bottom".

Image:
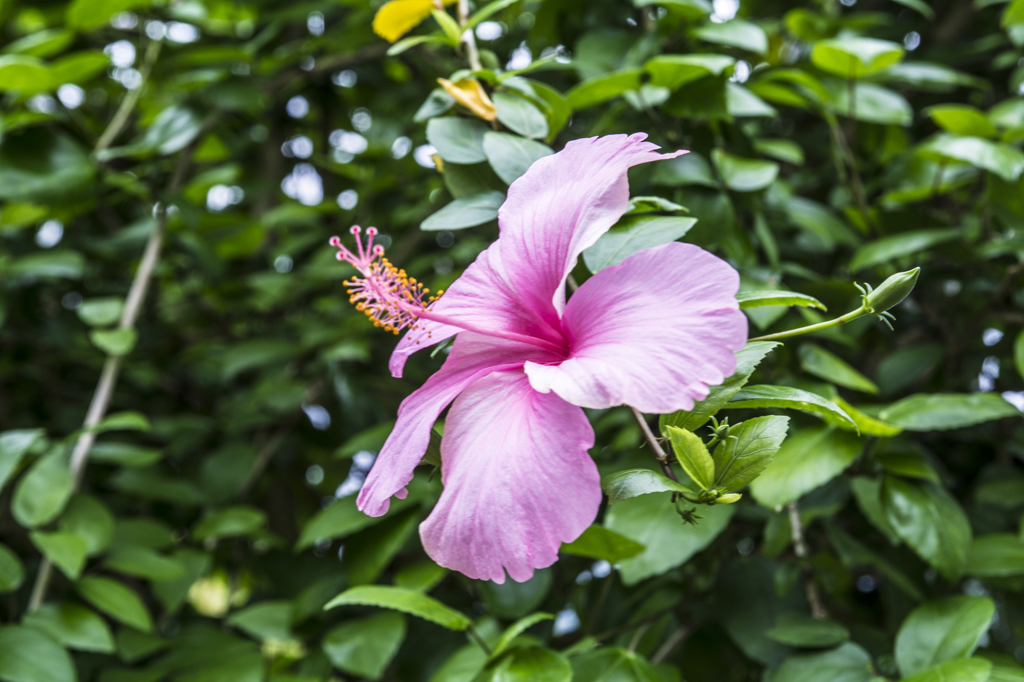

{"left": 76, "top": 298, "right": 123, "bottom": 327}
{"left": 493, "top": 92, "right": 548, "bottom": 139}
{"left": 900, "top": 659, "right": 992, "bottom": 682}
{"left": 566, "top": 69, "right": 642, "bottom": 109}
{"left": 917, "top": 133, "right": 1024, "bottom": 182}
{"left": 812, "top": 38, "right": 904, "bottom": 78}
{"left": 644, "top": 54, "right": 735, "bottom": 90}
{"left": 849, "top": 228, "right": 961, "bottom": 271}
{"left": 754, "top": 138, "right": 805, "bottom": 165}
{"left": 606, "top": 494, "right": 735, "bottom": 585}
{"left": 0, "top": 130, "right": 95, "bottom": 203}
{"left": 104, "top": 546, "right": 185, "bottom": 582}
{"left": 4, "top": 252, "right": 85, "bottom": 280}
{"left": 1016, "top": 329, "right": 1024, "bottom": 382}
{"left": 769, "top": 642, "right": 874, "bottom": 682}
{"left": 29, "top": 531, "right": 87, "bottom": 580}
{"left": 23, "top": 603, "right": 115, "bottom": 654}
{"left": 482, "top": 132, "right": 552, "bottom": 184}
{"left": 583, "top": 215, "right": 696, "bottom": 273}
{"left": 48, "top": 51, "right": 109, "bottom": 85}
{"left": 66, "top": 0, "right": 150, "bottom": 30}
{"left": 89, "top": 328, "right": 137, "bottom": 356}
{"left": 765, "top": 614, "right": 850, "bottom": 648}
{"left": 925, "top": 104, "right": 998, "bottom": 138}
{"left": 601, "top": 469, "right": 694, "bottom": 505}
{"left": 561, "top": 525, "right": 645, "bottom": 564}
{"left": 465, "top": 0, "right": 521, "bottom": 29}
{"left": 59, "top": 496, "right": 116, "bottom": 556}
{"left": 88, "top": 442, "right": 161, "bottom": 467}
{"left": 711, "top": 149, "right": 779, "bottom": 191}
{"left": 193, "top": 506, "right": 266, "bottom": 541}
{"left": 737, "top": 290, "right": 826, "bottom": 311}
{"left": 479, "top": 647, "right": 571, "bottom": 682}
{"left": 725, "top": 384, "right": 857, "bottom": 431}
{"left": 427, "top": 117, "right": 489, "bottom": 164}
{"left": 712, "top": 416, "right": 790, "bottom": 493}
{"left": 570, "top": 647, "right": 661, "bottom": 682}
{"left": 324, "top": 585, "right": 472, "bottom": 631}
{"left": 491, "top": 613, "right": 553, "bottom": 659}
{"left": 0, "top": 429, "right": 44, "bottom": 494}
{"left": 651, "top": 152, "right": 718, "bottom": 187}
{"left": 750, "top": 426, "right": 862, "bottom": 509}
{"left": 0, "top": 544, "right": 24, "bottom": 593}
{"left": 0, "top": 55, "right": 54, "bottom": 95}
{"left": 1006, "top": 0, "right": 1024, "bottom": 26}
{"left": 227, "top": 601, "right": 294, "bottom": 641}
{"left": 323, "top": 611, "right": 406, "bottom": 680}
{"left": 825, "top": 80, "right": 913, "bottom": 126}
{"left": 92, "top": 411, "right": 150, "bottom": 433}
{"left": 421, "top": 191, "right": 505, "bottom": 230}
{"left": 12, "top": 450, "right": 73, "bottom": 529}
{"left": 661, "top": 341, "right": 779, "bottom": 432}
{"left": 0, "top": 625, "right": 77, "bottom": 682}
{"left": 394, "top": 562, "right": 448, "bottom": 593}
{"left": 665, "top": 426, "right": 715, "bottom": 490}
{"left": 965, "top": 534, "right": 1024, "bottom": 577}
{"left": 77, "top": 576, "right": 153, "bottom": 633}
{"left": 693, "top": 19, "right": 768, "bottom": 54}
{"left": 799, "top": 344, "right": 879, "bottom": 394}
{"left": 895, "top": 595, "right": 994, "bottom": 677}
{"left": 296, "top": 494, "right": 417, "bottom": 551}
{"left": 883, "top": 476, "right": 972, "bottom": 580}
{"left": 3, "top": 29, "right": 74, "bottom": 59}
{"left": 879, "top": 393, "right": 1020, "bottom": 431}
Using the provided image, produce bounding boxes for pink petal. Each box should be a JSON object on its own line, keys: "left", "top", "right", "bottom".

{"left": 388, "top": 242, "right": 564, "bottom": 378}
{"left": 524, "top": 242, "right": 747, "bottom": 414}
{"left": 358, "top": 332, "right": 558, "bottom": 517}
{"left": 498, "top": 134, "right": 686, "bottom": 327}
{"left": 419, "top": 369, "right": 600, "bottom": 583}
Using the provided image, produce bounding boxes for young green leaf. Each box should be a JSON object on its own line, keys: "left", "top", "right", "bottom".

{"left": 712, "top": 416, "right": 790, "bottom": 493}
{"left": 324, "top": 585, "right": 472, "bottom": 631}
{"left": 601, "top": 468, "right": 694, "bottom": 505}
{"left": 665, "top": 425, "right": 715, "bottom": 490}
{"left": 736, "top": 290, "right": 826, "bottom": 311}
{"left": 798, "top": 344, "right": 879, "bottom": 394}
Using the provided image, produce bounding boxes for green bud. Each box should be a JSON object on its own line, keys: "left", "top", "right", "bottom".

{"left": 864, "top": 268, "right": 920, "bottom": 315}
{"left": 714, "top": 493, "right": 742, "bottom": 505}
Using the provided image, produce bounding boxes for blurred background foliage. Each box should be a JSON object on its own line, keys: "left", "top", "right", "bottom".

{"left": 4, "top": 0, "right": 1024, "bottom": 680}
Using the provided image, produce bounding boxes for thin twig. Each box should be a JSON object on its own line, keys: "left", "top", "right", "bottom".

{"left": 238, "top": 431, "right": 288, "bottom": 500}
{"left": 626, "top": 623, "right": 650, "bottom": 655}
{"left": 467, "top": 624, "right": 492, "bottom": 655}
{"left": 456, "top": 0, "right": 483, "bottom": 71}
{"left": 584, "top": 572, "right": 613, "bottom": 636}
{"left": 630, "top": 407, "right": 679, "bottom": 483}
{"left": 95, "top": 38, "right": 162, "bottom": 152}
{"left": 788, "top": 501, "right": 827, "bottom": 620}
{"left": 652, "top": 626, "right": 691, "bottom": 664}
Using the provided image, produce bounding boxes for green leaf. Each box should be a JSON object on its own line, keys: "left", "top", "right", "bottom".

{"left": 900, "top": 659, "right": 992, "bottom": 682}
{"left": 605, "top": 494, "right": 735, "bottom": 585}
{"left": 560, "top": 525, "right": 645, "bottom": 563}
{"left": 892, "top": 0, "right": 935, "bottom": 19}
{"left": 765, "top": 614, "right": 850, "bottom": 648}
{"left": 3, "top": 30, "right": 74, "bottom": 59}
{"left": 737, "top": 290, "right": 826, "bottom": 311}
{"left": 601, "top": 469, "right": 694, "bottom": 505}
{"left": 479, "top": 647, "right": 571, "bottom": 682}
{"left": 89, "top": 328, "right": 137, "bottom": 356}
{"left": 0, "top": 55, "right": 54, "bottom": 95}
{"left": 478, "top": 568, "right": 551, "bottom": 619}
{"left": 711, "top": 149, "right": 779, "bottom": 191}
{"left": 0, "top": 625, "right": 77, "bottom": 682}
{"left": 0, "top": 129, "right": 95, "bottom": 203}
{"left": 227, "top": 601, "right": 294, "bottom": 641}
{"left": 583, "top": 215, "right": 697, "bottom": 273}
{"left": 193, "top": 506, "right": 266, "bottom": 541}
{"left": 0, "top": 429, "right": 44, "bottom": 494}
{"left": 323, "top": 611, "right": 406, "bottom": 680}
{"left": 493, "top": 92, "right": 548, "bottom": 139}
{"left": 785, "top": 197, "right": 861, "bottom": 250}
{"left": 12, "top": 450, "right": 73, "bottom": 529}
{"left": 693, "top": 19, "right": 768, "bottom": 54}
{"left": 644, "top": 54, "right": 735, "bottom": 90}
{"left": 827, "top": 523, "right": 924, "bottom": 600}
{"left": 104, "top": 546, "right": 185, "bottom": 581}
{"left": 1007, "top": 0, "right": 1024, "bottom": 26}
{"left": 345, "top": 508, "right": 420, "bottom": 586}
{"left": 66, "top": 0, "right": 150, "bottom": 30}
{"left": 660, "top": 341, "right": 779, "bottom": 432}
{"left": 430, "top": 9, "right": 463, "bottom": 43}
{"left": 651, "top": 152, "right": 718, "bottom": 187}
{"left": 826, "top": 80, "right": 913, "bottom": 126}
{"left": 465, "top": 0, "right": 521, "bottom": 29}
{"left": 570, "top": 647, "right": 661, "bottom": 682}
{"left": 895, "top": 596, "right": 994, "bottom": 677}
{"left": 88, "top": 442, "right": 161, "bottom": 467}
{"left": 798, "top": 344, "right": 879, "bottom": 394}
{"left": 725, "top": 385, "right": 857, "bottom": 431}
{"left": 0, "top": 543, "right": 25, "bottom": 593}
{"left": 849, "top": 228, "right": 961, "bottom": 271}
{"left": 29, "top": 531, "right": 88, "bottom": 580}
{"left": 812, "top": 38, "right": 904, "bottom": 78}
{"left": 77, "top": 576, "right": 153, "bottom": 633}
{"left": 883, "top": 476, "right": 971, "bottom": 580}
{"left": 394, "top": 562, "right": 448, "bottom": 593}
{"left": 296, "top": 494, "right": 416, "bottom": 551}
{"left": 23, "top": 603, "right": 115, "bottom": 654}
{"left": 426, "top": 117, "right": 489, "bottom": 164}
{"left": 850, "top": 476, "right": 901, "bottom": 544}
{"left": 522, "top": 79, "right": 571, "bottom": 139}
{"left": 917, "top": 133, "right": 1024, "bottom": 182}
{"left": 876, "top": 449, "right": 939, "bottom": 483}
{"left": 879, "top": 393, "right": 1020, "bottom": 431}
{"left": 324, "top": 585, "right": 472, "bottom": 631}
{"left": 665, "top": 426, "right": 715, "bottom": 490}
{"left": 754, "top": 138, "right": 805, "bottom": 166}
{"left": 48, "top": 51, "right": 109, "bottom": 85}
{"left": 429, "top": 644, "right": 488, "bottom": 682}
{"left": 965, "top": 534, "right": 1024, "bottom": 577}
{"left": 481, "top": 132, "right": 552, "bottom": 184}
{"left": 750, "top": 426, "right": 862, "bottom": 509}
{"left": 769, "top": 642, "right": 874, "bottom": 682}
{"left": 421, "top": 191, "right": 505, "bottom": 230}
{"left": 92, "top": 411, "right": 151, "bottom": 434}
{"left": 3, "top": 252, "right": 85, "bottom": 281}
{"left": 491, "top": 613, "right": 553, "bottom": 659}
{"left": 566, "top": 69, "right": 642, "bottom": 109}
{"left": 76, "top": 298, "right": 123, "bottom": 327}
{"left": 712, "top": 416, "right": 790, "bottom": 493}
{"left": 925, "top": 104, "right": 998, "bottom": 138}
{"left": 1016, "top": 329, "right": 1024, "bottom": 382}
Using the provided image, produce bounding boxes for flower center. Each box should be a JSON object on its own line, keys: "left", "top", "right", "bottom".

{"left": 330, "top": 229, "right": 567, "bottom": 355}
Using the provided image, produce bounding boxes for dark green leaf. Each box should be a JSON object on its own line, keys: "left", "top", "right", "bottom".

{"left": 725, "top": 385, "right": 857, "bottom": 430}
{"left": 560, "top": 525, "right": 645, "bottom": 563}
{"left": 711, "top": 149, "right": 779, "bottom": 192}
{"left": 883, "top": 476, "right": 972, "bottom": 579}
{"left": 323, "top": 611, "right": 406, "bottom": 680}
{"left": 479, "top": 647, "right": 571, "bottom": 682}
{"left": 879, "top": 393, "right": 1020, "bottom": 431}
{"left": 104, "top": 546, "right": 185, "bottom": 582}
{"left": 737, "top": 291, "right": 826, "bottom": 311}
{"left": 566, "top": 69, "right": 642, "bottom": 109}
{"left": 583, "top": 216, "right": 696, "bottom": 273}
{"left": 765, "top": 614, "right": 850, "bottom": 648}
{"left": 0, "top": 543, "right": 24, "bottom": 593}
{"left": 895, "top": 595, "right": 994, "bottom": 677}
{"left": 324, "top": 585, "right": 472, "bottom": 631}
{"left": 570, "top": 647, "right": 661, "bottom": 682}
{"left": 601, "top": 469, "right": 694, "bottom": 505}
{"left": 12, "top": 450, "right": 73, "bottom": 529}
{"left": 23, "top": 603, "right": 115, "bottom": 654}
{"left": 77, "top": 576, "right": 153, "bottom": 633}
{"left": 798, "top": 344, "right": 878, "bottom": 394}
{"left": 750, "top": 426, "right": 862, "bottom": 509}
{"left": 849, "top": 228, "right": 961, "bottom": 271}
{"left": 490, "top": 613, "right": 553, "bottom": 659}
{"left": 0, "top": 429, "right": 44, "bottom": 494}
{"left": 193, "top": 506, "right": 266, "bottom": 541}
{"left": 29, "top": 531, "right": 87, "bottom": 580}
{"left": 0, "top": 625, "right": 77, "bottom": 682}
{"left": 965, "top": 534, "right": 1024, "bottom": 577}
{"left": 421, "top": 191, "right": 505, "bottom": 230}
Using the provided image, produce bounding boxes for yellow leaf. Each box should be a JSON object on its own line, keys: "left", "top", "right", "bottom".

{"left": 372, "top": 0, "right": 456, "bottom": 43}
{"left": 437, "top": 78, "right": 497, "bottom": 122}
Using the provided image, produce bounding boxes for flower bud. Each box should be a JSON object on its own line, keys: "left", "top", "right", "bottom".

{"left": 865, "top": 268, "right": 920, "bottom": 314}
{"left": 714, "top": 493, "right": 742, "bottom": 505}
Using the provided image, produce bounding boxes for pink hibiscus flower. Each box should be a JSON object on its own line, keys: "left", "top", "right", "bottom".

{"left": 331, "top": 133, "right": 747, "bottom": 583}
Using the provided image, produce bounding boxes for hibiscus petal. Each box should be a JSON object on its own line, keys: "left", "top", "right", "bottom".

{"left": 419, "top": 369, "right": 600, "bottom": 583}
{"left": 524, "top": 242, "right": 747, "bottom": 414}
{"left": 388, "top": 242, "right": 563, "bottom": 378}
{"left": 359, "top": 332, "right": 557, "bottom": 516}
{"left": 498, "top": 133, "right": 686, "bottom": 326}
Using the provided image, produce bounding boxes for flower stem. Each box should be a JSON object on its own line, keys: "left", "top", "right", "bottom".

{"left": 748, "top": 305, "right": 868, "bottom": 342}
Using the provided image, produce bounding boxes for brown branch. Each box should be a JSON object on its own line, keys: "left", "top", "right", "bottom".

{"left": 788, "top": 501, "right": 828, "bottom": 620}
{"left": 630, "top": 407, "right": 679, "bottom": 483}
